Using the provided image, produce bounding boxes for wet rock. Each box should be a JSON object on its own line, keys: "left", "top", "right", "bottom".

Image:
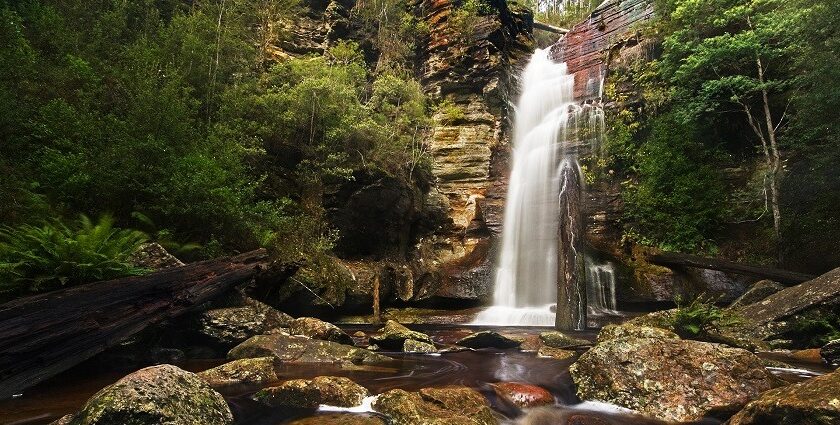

{"left": 130, "top": 242, "right": 184, "bottom": 270}
{"left": 537, "top": 346, "right": 575, "bottom": 360}
{"left": 736, "top": 267, "right": 840, "bottom": 326}
{"left": 570, "top": 337, "right": 782, "bottom": 422}
{"left": 518, "top": 408, "right": 611, "bottom": 425}
{"left": 289, "top": 317, "right": 354, "bottom": 345}
{"left": 456, "top": 331, "right": 521, "bottom": 349}
{"left": 729, "top": 280, "right": 785, "bottom": 309}
{"left": 64, "top": 364, "right": 232, "bottom": 425}
{"left": 790, "top": 348, "right": 825, "bottom": 364}
{"left": 255, "top": 376, "right": 369, "bottom": 408}
{"left": 539, "top": 331, "right": 589, "bottom": 348}
{"left": 369, "top": 320, "right": 433, "bottom": 349}
{"left": 198, "top": 357, "right": 281, "bottom": 388}
{"left": 821, "top": 339, "right": 840, "bottom": 366}
{"left": 198, "top": 304, "right": 292, "bottom": 346}
{"left": 50, "top": 415, "right": 73, "bottom": 425}
{"left": 151, "top": 347, "right": 186, "bottom": 364}
{"left": 228, "top": 334, "right": 391, "bottom": 365}
{"left": 596, "top": 324, "right": 679, "bottom": 343}
{"left": 372, "top": 386, "right": 496, "bottom": 425}
{"left": 728, "top": 369, "right": 840, "bottom": 424}
{"left": 403, "top": 339, "right": 437, "bottom": 353}
{"left": 353, "top": 331, "right": 366, "bottom": 338}
{"left": 287, "top": 413, "right": 386, "bottom": 425}
{"left": 491, "top": 382, "right": 554, "bottom": 408}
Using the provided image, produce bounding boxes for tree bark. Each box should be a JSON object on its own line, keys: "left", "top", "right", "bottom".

{"left": 0, "top": 250, "right": 269, "bottom": 399}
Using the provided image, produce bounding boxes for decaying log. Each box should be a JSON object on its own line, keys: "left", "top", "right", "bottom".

{"left": 647, "top": 251, "right": 815, "bottom": 285}
{"left": 0, "top": 249, "right": 269, "bottom": 399}
{"left": 534, "top": 20, "right": 569, "bottom": 35}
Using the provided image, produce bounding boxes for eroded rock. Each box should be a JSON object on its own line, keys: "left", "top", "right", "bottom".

{"left": 456, "top": 331, "right": 521, "bottom": 349}
{"left": 596, "top": 323, "right": 679, "bottom": 343}
{"left": 198, "top": 303, "right": 292, "bottom": 346}
{"left": 492, "top": 382, "right": 554, "bottom": 408}
{"left": 287, "top": 413, "right": 386, "bottom": 425}
{"left": 372, "top": 386, "right": 496, "bottom": 425}
{"left": 728, "top": 280, "right": 785, "bottom": 309}
{"left": 403, "top": 339, "right": 437, "bottom": 353}
{"left": 228, "top": 334, "right": 391, "bottom": 364}
{"left": 198, "top": 357, "right": 281, "bottom": 388}
{"left": 65, "top": 364, "right": 232, "bottom": 425}
{"left": 728, "top": 369, "right": 840, "bottom": 424}
{"left": 369, "top": 320, "right": 433, "bottom": 349}
{"left": 570, "top": 337, "right": 782, "bottom": 422}
{"left": 289, "top": 317, "right": 354, "bottom": 345}
{"left": 539, "top": 331, "right": 589, "bottom": 348}
{"left": 255, "top": 376, "right": 369, "bottom": 408}
{"left": 537, "top": 345, "right": 575, "bottom": 360}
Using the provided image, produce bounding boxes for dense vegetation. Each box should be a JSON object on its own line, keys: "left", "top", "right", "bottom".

{"left": 604, "top": 0, "right": 839, "bottom": 270}
{"left": 0, "top": 0, "right": 435, "bottom": 293}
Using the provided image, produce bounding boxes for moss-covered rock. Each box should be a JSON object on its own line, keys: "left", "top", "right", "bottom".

{"left": 570, "top": 337, "right": 782, "bottom": 422}
{"left": 287, "top": 413, "right": 386, "bottom": 425}
{"left": 198, "top": 357, "right": 281, "bottom": 388}
{"left": 369, "top": 320, "right": 433, "bottom": 349}
{"left": 255, "top": 376, "right": 369, "bottom": 408}
{"left": 596, "top": 323, "right": 679, "bottom": 343}
{"left": 729, "top": 369, "right": 840, "bottom": 424}
{"left": 539, "top": 331, "right": 589, "bottom": 348}
{"left": 372, "top": 386, "right": 496, "bottom": 425}
{"left": 403, "top": 339, "right": 437, "bottom": 353}
{"left": 66, "top": 364, "right": 232, "bottom": 425}
{"left": 728, "top": 280, "right": 785, "bottom": 309}
{"left": 456, "top": 331, "right": 520, "bottom": 349}
{"left": 289, "top": 317, "right": 354, "bottom": 345}
{"left": 228, "top": 334, "right": 391, "bottom": 364}
{"left": 198, "top": 303, "right": 292, "bottom": 346}
{"left": 536, "top": 345, "right": 575, "bottom": 360}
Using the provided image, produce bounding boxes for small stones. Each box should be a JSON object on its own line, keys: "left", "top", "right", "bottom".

{"left": 456, "top": 331, "right": 521, "bottom": 349}
{"left": 539, "top": 331, "right": 589, "bottom": 348}
{"left": 255, "top": 376, "right": 370, "bottom": 408}
{"left": 491, "top": 382, "right": 554, "bottom": 408}
{"left": 403, "top": 339, "right": 437, "bottom": 353}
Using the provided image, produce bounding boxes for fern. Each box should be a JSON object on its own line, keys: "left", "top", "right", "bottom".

{"left": 0, "top": 214, "right": 148, "bottom": 299}
{"left": 670, "top": 295, "right": 739, "bottom": 339}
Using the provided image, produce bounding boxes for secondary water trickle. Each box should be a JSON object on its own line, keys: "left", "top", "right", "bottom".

{"left": 473, "top": 49, "right": 581, "bottom": 327}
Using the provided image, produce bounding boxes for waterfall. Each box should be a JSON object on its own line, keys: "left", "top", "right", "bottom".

{"left": 586, "top": 261, "right": 620, "bottom": 316}
{"left": 473, "top": 49, "right": 587, "bottom": 327}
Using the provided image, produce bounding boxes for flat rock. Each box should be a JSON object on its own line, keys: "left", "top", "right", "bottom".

{"left": 369, "top": 320, "right": 433, "bottom": 349}
{"left": 228, "top": 334, "right": 391, "bottom": 365}
{"left": 64, "top": 364, "right": 232, "bottom": 425}
{"left": 570, "top": 337, "right": 782, "bottom": 422}
{"left": 456, "top": 331, "right": 521, "bottom": 349}
{"left": 729, "top": 369, "right": 840, "bottom": 424}
{"left": 539, "top": 331, "right": 589, "bottom": 348}
{"left": 289, "top": 317, "right": 354, "bottom": 345}
{"left": 255, "top": 376, "right": 369, "bottom": 408}
{"left": 491, "top": 382, "right": 554, "bottom": 408}
{"left": 728, "top": 280, "right": 785, "bottom": 309}
{"left": 287, "top": 413, "right": 386, "bottom": 425}
{"left": 736, "top": 267, "right": 840, "bottom": 325}
{"left": 821, "top": 339, "right": 840, "bottom": 367}
{"left": 372, "top": 386, "right": 496, "bottom": 425}
{"left": 596, "top": 323, "right": 679, "bottom": 343}
{"left": 537, "top": 345, "right": 575, "bottom": 360}
{"left": 403, "top": 339, "right": 437, "bottom": 353}
{"left": 198, "top": 357, "right": 281, "bottom": 388}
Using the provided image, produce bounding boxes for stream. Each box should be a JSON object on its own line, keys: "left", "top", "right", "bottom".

{"left": 0, "top": 324, "right": 829, "bottom": 425}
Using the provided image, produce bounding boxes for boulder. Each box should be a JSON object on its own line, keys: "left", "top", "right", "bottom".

{"left": 198, "top": 357, "right": 281, "bottom": 388}
{"left": 289, "top": 317, "right": 354, "bottom": 345}
{"left": 198, "top": 304, "right": 292, "bottom": 346}
{"left": 130, "top": 242, "right": 184, "bottom": 270}
{"left": 287, "top": 413, "right": 386, "bottom": 425}
{"left": 491, "top": 382, "right": 554, "bottom": 408}
{"left": 570, "top": 337, "right": 782, "bottom": 422}
{"left": 456, "top": 331, "right": 521, "bottom": 349}
{"left": 64, "top": 364, "right": 232, "bottom": 425}
{"left": 372, "top": 386, "right": 496, "bottom": 425}
{"left": 537, "top": 346, "right": 575, "bottom": 360}
{"left": 728, "top": 369, "right": 840, "bottom": 424}
{"left": 228, "top": 334, "right": 391, "bottom": 365}
{"left": 736, "top": 267, "right": 840, "bottom": 325}
{"left": 255, "top": 376, "right": 369, "bottom": 408}
{"left": 820, "top": 339, "right": 840, "bottom": 367}
{"left": 728, "top": 280, "right": 785, "bottom": 309}
{"left": 596, "top": 323, "right": 679, "bottom": 343}
{"left": 403, "top": 339, "right": 437, "bottom": 353}
{"left": 539, "top": 331, "right": 589, "bottom": 348}
{"left": 369, "top": 320, "right": 433, "bottom": 349}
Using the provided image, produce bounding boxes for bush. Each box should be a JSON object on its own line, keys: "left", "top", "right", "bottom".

{"left": 669, "top": 295, "right": 738, "bottom": 339}
{"left": 0, "top": 215, "right": 147, "bottom": 299}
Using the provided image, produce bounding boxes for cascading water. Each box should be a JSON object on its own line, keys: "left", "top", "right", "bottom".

{"left": 473, "top": 49, "right": 584, "bottom": 327}
{"left": 585, "top": 261, "right": 620, "bottom": 316}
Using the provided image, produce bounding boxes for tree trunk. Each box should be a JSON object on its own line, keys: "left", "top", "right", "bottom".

{"left": 0, "top": 250, "right": 269, "bottom": 399}
{"left": 647, "top": 251, "right": 814, "bottom": 285}
{"left": 756, "top": 55, "right": 783, "bottom": 255}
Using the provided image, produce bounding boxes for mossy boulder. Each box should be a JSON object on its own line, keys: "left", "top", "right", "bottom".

{"left": 287, "top": 413, "right": 386, "bottom": 425}
{"left": 66, "top": 364, "right": 232, "bottom": 425}
{"left": 728, "top": 280, "right": 785, "bottom": 309}
{"left": 456, "top": 331, "right": 520, "bottom": 349}
{"left": 198, "top": 357, "right": 281, "bottom": 388}
{"left": 539, "top": 331, "right": 589, "bottom": 348}
{"left": 729, "top": 369, "right": 840, "bottom": 424}
{"left": 570, "top": 337, "right": 782, "bottom": 422}
{"left": 403, "top": 339, "right": 437, "bottom": 353}
{"left": 228, "top": 334, "right": 391, "bottom": 364}
{"left": 198, "top": 303, "right": 292, "bottom": 346}
{"left": 596, "top": 323, "right": 679, "bottom": 343}
{"left": 369, "top": 320, "right": 433, "bottom": 349}
{"left": 372, "top": 386, "right": 496, "bottom": 425}
{"left": 255, "top": 376, "right": 369, "bottom": 408}
{"left": 537, "top": 345, "right": 575, "bottom": 360}
{"left": 289, "top": 317, "right": 354, "bottom": 345}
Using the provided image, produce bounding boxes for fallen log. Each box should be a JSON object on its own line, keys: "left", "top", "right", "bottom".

{"left": 647, "top": 251, "right": 815, "bottom": 285}
{"left": 534, "top": 20, "right": 569, "bottom": 34}
{"left": 0, "top": 249, "right": 269, "bottom": 399}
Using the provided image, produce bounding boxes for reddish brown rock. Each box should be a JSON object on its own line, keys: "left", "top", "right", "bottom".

{"left": 492, "top": 382, "right": 554, "bottom": 408}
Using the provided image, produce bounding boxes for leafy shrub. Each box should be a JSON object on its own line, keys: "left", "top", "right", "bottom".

{"left": 669, "top": 295, "right": 739, "bottom": 339}
{"left": 0, "top": 215, "right": 147, "bottom": 298}
{"left": 784, "top": 309, "right": 840, "bottom": 348}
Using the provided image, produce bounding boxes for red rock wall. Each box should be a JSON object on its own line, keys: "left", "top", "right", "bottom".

{"left": 549, "top": 0, "right": 654, "bottom": 101}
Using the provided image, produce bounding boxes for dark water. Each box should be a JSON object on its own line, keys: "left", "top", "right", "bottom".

{"left": 0, "top": 325, "right": 827, "bottom": 425}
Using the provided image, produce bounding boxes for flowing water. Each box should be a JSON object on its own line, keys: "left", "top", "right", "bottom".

{"left": 473, "top": 49, "right": 606, "bottom": 327}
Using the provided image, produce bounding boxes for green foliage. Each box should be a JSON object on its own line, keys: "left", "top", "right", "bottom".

{"left": 0, "top": 215, "right": 147, "bottom": 299}
{"left": 449, "top": 0, "right": 494, "bottom": 41}
{"left": 670, "top": 295, "right": 739, "bottom": 339}
{"left": 622, "top": 112, "right": 727, "bottom": 252}
{"left": 784, "top": 309, "right": 840, "bottom": 348}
